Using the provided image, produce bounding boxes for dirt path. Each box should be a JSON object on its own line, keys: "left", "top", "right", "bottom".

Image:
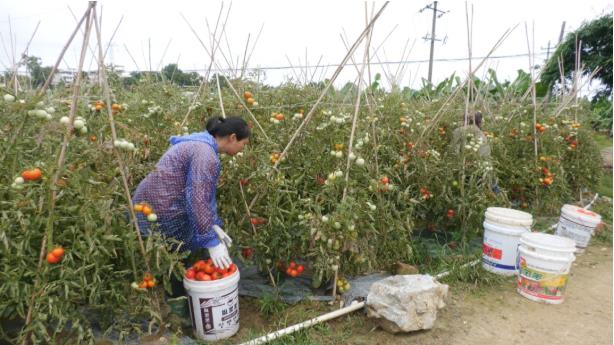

{"left": 328, "top": 245, "right": 612, "bottom": 345}
{"left": 602, "top": 147, "right": 612, "bottom": 168}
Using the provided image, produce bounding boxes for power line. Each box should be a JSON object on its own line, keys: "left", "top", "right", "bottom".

{"left": 1, "top": 51, "right": 549, "bottom": 75}
{"left": 179, "top": 52, "right": 549, "bottom": 73}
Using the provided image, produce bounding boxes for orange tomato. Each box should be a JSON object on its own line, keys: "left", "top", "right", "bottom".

{"left": 380, "top": 176, "right": 389, "bottom": 185}
{"left": 134, "top": 204, "right": 144, "bottom": 212}
{"left": 95, "top": 104, "right": 103, "bottom": 111}
{"left": 89, "top": 135, "right": 97, "bottom": 142}
{"left": 146, "top": 280, "right": 155, "bottom": 288}
{"left": 111, "top": 103, "right": 121, "bottom": 110}
{"left": 274, "top": 113, "right": 284, "bottom": 121}
{"left": 243, "top": 91, "right": 253, "bottom": 99}
{"left": 246, "top": 97, "right": 255, "bottom": 106}
{"left": 138, "top": 281, "right": 147, "bottom": 289}
{"left": 22, "top": 168, "right": 42, "bottom": 181}
{"left": 51, "top": 247, "right": 65, "bottom": 258}
{"left": 47, "top": 253, "right": 61, "bottom": 264}
{"left": 142, "top": 205, "right": 153, "bottom": 216}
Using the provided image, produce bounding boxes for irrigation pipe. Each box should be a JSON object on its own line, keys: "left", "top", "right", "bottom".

{"left": 239, "top": 193, "right": 603, "bottom": 344}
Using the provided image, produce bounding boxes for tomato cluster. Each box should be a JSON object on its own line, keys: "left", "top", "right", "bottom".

{"left": 184, "top": 259, "right": 238, "bottom": 281}
{"left": 134, "top": 202, "right": 157, "bottom": 222}
{"left": 281, "top": 261, "right": 304, "bottom": 277}
{"left": 46, "top": 247, "right": 65, "bottom": 264}
{"left": 243, "top": 91, "right": 256, "bottom": 106}
{"left": 535, "top": 123, "right": 546, "bottom": 133}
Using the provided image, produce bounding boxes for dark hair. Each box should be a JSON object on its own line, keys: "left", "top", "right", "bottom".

{"left": 205, "top": 116, "right": 251, "bottom": 140}
{"left": 468, "top": 111, "right": 483, "bottom": 128}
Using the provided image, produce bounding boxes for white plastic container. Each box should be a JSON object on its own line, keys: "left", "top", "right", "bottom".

{"left": 482, "top": 207, "right": 532, "bottom": 275}
{"left": 184, "top": 270, "right": 240, "bottom": 341}
{"left": 516, "top": 232, "right": 576, "bottom": 304}
{"left": 555, "top": 204, "right": 602, "bottom": 253}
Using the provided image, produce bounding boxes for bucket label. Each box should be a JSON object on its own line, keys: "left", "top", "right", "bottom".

{"left": 556, "top": 214, "right": 594, "bottom": 247}
{"left": 190, "top": 287, "right": 240, "bottom": 337}
{"left": 483, "top": 243, "right": 502, "bottom": 260}
{"left": 517, "top": 257, "right": 568, "bottom": 301}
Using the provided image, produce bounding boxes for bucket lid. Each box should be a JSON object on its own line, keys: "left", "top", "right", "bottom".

{"left": 520, "top": 232, "right": 576, "bottom": 253}
{"left": 561, "top": 204, "right": 602, "bottom": 226}
{"left": 485, "top": 207, "right": 533, "bottom": 227}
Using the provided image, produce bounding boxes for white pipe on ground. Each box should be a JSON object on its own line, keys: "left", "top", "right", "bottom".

{"left": 239, "top": 195, "right": 602, "bottom": 344}
{"left": 237, "top": 300, "right": 366, "bottom": 345}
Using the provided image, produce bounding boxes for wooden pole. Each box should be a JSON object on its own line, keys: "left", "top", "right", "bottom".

{"left": 38, "top": 8, "right": 90, "bottom": 95}
{"left": 20, "top": 4, "right": 95, "bottom": 344}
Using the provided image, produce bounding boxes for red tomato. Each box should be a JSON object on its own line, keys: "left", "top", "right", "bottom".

{"left": 211, "top": 272, "right": 222, "bottom": 280}
{"left": 195, "top": 272, "right": 209, "bottom": 281}
{"left": 297, "top": 265, "right": 304, "bottom": 273}
{"left": 228, "top": 264, "right": 237, "bottom": 273}
{"left": 286, "top": 268, "right": 293, "bottom": 276}
{"left": 240, "top": 179, "right": 250, "bottom": 186}
{"left": 21, "top": 168, "right": 42, "bottom": 181}
{"left": 143, "top": 273, "right": 153, "bottom": 282}
{"left": 242, "top": 247, "right": 253, "bottom": 258}
{"left": 380, "top": 176, "right": 389, "bottom": 184}
{"left": 51, "top": 247, "right": 65, "bottom": 258}
{"left": 447, "top": 209, "right": 455, "bottom": 218}
{"left": 185, "top": 268, "right": 196, "bottom": 280}
{"left": 289, "top": 269, "right": 299, "bottom": 277}
{"left": 193, "top": 260, "right": 206, "bottom": 271}
{"left": 46, "top": 253, "right": 61, "bottom": 264}
{"left": 215, "top": 267, "right": 226, "bottom": 274}
{"left": 222, "top": 272, "right": 231, "bottom": 279}
{"left": 203, "top": 264, "right": 215, "bottom": 275}
{"left": 289, "top": 261, "right": 296, "bottom": 269}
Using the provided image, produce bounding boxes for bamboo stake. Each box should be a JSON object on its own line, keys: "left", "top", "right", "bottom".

{"left": 240, "top": 2, "right": 389, "bottom": 229}
{"left": 239, "top": 33, "right": 251, "bottom": 79}
{"left": 182, "top": 14, "right": 270, "bottom": 141}
{"left": 272, "top": 2, "right": 389, "bottom": 171}
{"left": 524, "top": 22, "right": 538, "bottom": 161}
{"left": 416, "top": 25, "right": 517, "bottom": 145}
{"left": 38, "top": 7, "right": 91, "bottom": 95}
{"left": 179, "top": 5, "right": 226, "bottom": 128}
{"left": 239, "top": 182, "right": 276, "bottom": 288}
{"left": 464, "top": 3, "right": 474, "bottom": 126}
{"left": 215, "top": 73, "right": 226, "bottom": 118}
{"left": 20, "top": 5, "right": 94, "bottom": 344}
{"left": 123, "top": 44, "right": 141, "bottom": 71}
{"left": 92, "top": 6, "right": 150, "bottom": 272}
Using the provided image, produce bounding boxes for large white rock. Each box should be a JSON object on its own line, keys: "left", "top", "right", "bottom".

{"left": 366, "top": 275, "right": 448, "bottom": 333}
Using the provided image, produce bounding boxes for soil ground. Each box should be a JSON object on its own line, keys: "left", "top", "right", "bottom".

{"left": 223, "top": 244, "right": 612, "bottom": 345}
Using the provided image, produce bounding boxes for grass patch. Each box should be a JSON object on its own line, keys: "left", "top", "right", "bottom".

{"left": 597, "top": 169, "right": 613, "bottom": 198}
{"left": 594, "top": 133, "right": 613, "bottom": 150}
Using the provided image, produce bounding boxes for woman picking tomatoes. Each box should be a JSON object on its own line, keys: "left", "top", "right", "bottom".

{"left": 132, "top": 116, "right": 250, "bottom": 270}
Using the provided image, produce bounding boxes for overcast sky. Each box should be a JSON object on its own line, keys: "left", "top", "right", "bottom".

{"left": 0, "top": 0, "right": 612, "bottom": 89}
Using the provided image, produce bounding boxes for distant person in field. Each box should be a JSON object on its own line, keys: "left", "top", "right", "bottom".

{"left": 451, "top": 111, "right": 500, "bottom": 193}
{"left": 451, "top": 111, "right": 490, "bottom": 158}
{"left": 131, "top": 116, "right": 250, "bottom": 270}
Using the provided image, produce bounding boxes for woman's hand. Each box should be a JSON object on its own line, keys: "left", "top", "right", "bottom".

{"left": 208, "top": 242, "right": 232, "bottom": 269}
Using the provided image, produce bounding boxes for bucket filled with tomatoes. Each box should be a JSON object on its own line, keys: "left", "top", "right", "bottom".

{"left": 183, "top": 259, "right": 240, "bottom": 341}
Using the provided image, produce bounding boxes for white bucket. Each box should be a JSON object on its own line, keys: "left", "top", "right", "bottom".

{"left": 555, "top": 204, "right": 602, "bottom": 253}
{"left": 184, "top": 270, "right": 240, "bottom": 341}
{"left": 482, "top": 207, "right": 532, "bottom": 275}
{"left": 516, "top": 232, "right": 576, "bottom": 304}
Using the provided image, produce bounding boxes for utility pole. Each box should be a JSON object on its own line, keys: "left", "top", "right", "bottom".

{"left": 558, "top": 21, "right": 566, "bottom": 45}
{"left": 421, "top": 1, "right": 448, "bottom": 84}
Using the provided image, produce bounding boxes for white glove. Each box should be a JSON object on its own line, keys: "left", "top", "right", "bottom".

{"left": 212, "top": 225, "right": 233, "bottom": 248}
{"left": 208, "top": 242, "right": 232, "bottom": 269}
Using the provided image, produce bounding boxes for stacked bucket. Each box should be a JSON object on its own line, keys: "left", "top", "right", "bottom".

{"left": 482, "top": 204, "right": 601, "bottom": 304}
